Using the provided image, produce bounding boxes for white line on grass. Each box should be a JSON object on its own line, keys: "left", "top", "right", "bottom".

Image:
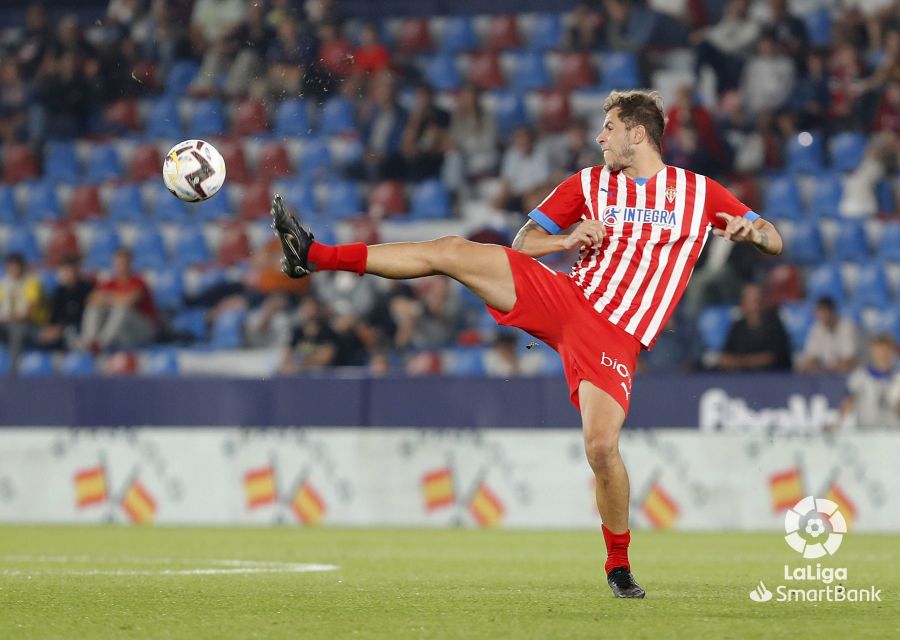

{"left": 0, "top": 555, "right": 338, "bottom": 576}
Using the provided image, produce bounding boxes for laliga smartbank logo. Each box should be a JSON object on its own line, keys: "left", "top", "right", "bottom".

{"left": 748, "top": 495, "right": 882, "bottom": 604}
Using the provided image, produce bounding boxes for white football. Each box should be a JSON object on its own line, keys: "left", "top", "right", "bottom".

{"left": 162, "top": 139, "right": 226, "bottom": 202}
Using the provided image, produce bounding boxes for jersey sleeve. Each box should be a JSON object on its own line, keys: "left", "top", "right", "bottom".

{"left": 705, "top": 178, "right": 761, "bottom": 230}
{"left": 527, "top": 172, "right": 589, "bottom": 234}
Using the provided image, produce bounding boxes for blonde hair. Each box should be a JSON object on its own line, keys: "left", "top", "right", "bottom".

{"left": 603, "top": 90, "right": 667, "bottom": 152}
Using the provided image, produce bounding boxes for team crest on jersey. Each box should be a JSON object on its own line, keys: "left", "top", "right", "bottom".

{"left": 602, "top": 205, "right": 679, "bottom": 229}
{"left": 665, "top": 185, "right": 677, "bottom": 203}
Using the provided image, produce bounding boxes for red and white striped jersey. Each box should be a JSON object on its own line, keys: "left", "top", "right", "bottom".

{"left": 528, "top": 165, "right": 758, "bottom": 348}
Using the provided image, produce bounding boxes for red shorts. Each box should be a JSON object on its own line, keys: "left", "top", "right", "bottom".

{"left": 487, "top": 248, "right": 642, "bottom": 414}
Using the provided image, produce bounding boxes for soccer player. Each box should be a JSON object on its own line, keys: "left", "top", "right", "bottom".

{"left": 270, "top": 90, "right": 783, "bottom": 598}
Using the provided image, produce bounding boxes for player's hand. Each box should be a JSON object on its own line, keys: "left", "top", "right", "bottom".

{"left": 563, "top": 220, "right": 606, "bottom": 250}
{"left": 713, "top": 213, "right": 760, "bottom": 244}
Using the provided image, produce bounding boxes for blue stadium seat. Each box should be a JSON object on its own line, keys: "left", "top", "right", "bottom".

{"left": 853, "top": 262, "right": 892, "bottom": 309}
{"left": 194, "top": 268, "right": 226, "bottom": 296}
{"left": 806, "top": 263, "right": 846, "bottom": 304}
{"left": 439, "top": 16, "right": 478, "bottom": 52}
{"left": 188, "top": 99, "right": 226, "bottom": 138}
{"left": 276, "top": 179, "right": 317, "bottom": 215}
{"left": 297, "top": 138, "right": 334, "bottom": 179}
{"left": 320, "top": 97, "right": 356, "bottom": 136}
{"left": 60, "top": 351, "right": 95, "bottom": 376}
{"left": 274, "top": 99, "right": 315, "bottom": 138}
{"left": 425, "top": 53, "right": 462, "bottom": 91}
{"left": 18, "top": 351, "right": 54, "bottom": 376}
{"left": 210, "top": 308, "right": 246, "bottom": 349}
{"left": 490, "top": 90, "right": 530, "bottom": 138}
{"left": 807, "top": 172, "right": 842, "bottom": 218}
{"left": 44, "top": 142, "right": 80, "bottom": 183}
{"left": 599, "top": 52, "right": 640, "bottom": 90}
{"left": 780, "top": 301, "right": 814, "bottom": 351}
{"left": 173, "top": 226, "right": 210, "bottom": 268}
{"left": 878, "top": 221, "right": 900, "bottom": 261}
{"left": 828, "top": 132, "right": 867, "bottom": 173}
{"left": 0, "top": 348, "right": 8, "bottom": 375}
{"left": 84, "top": 224, "right": 121, "bottom": 270}
{"left": 786, "top": 133, "right": 825, "bottom": 174}
{"left": 150, "top": 267, "right": 184, "bottom": 310}
{"left": 173, "top": 308, "right": 207, "bottom": 341}
{"left": 786, "top": 224, "right": 825, "bottom": 265}
{"left": 147, "top": 182, "right": 189, "bottom": 221}
{"left": 145, "top": 98, "right": 182, "bottom": 139}
{"left": 510, "top": 51, "right": 551, "bottom": 91}
{"left": 131, "top": 226, "right": 168, "bottom": 270}
{"left": 0, "top": 186, "right": 17, "bottom": 223}
{"left": 697, "top": 305, "right": 733, "bottom": 351}
{"left": 763, "top": 174, "right": 803, "bottom": 220}
{"left": 192, "top": 190, "right": 231, "bottom": 221}
{"left": 876, "top": 180, "right": 896, "bottom": 214}
{"left": 444, "top": 347, "right": 487, "bottom": 376}
{"left": 410, "top": 179, "right": 451, "bottom": 219}
{"left": 4, "top": 227, "right": 41, "bottom": 263}
{"left": 165, "top": 61, "right": 199, "bottom": 98}
{"left": 85, "top": 144, "right": 123, "bottom": 183}
{"left": 528, "top": 14, "right": 562, "bottom": 51}
{"left": 804, "top": 8, "right": 832, "bottom": 47}
{"left": 323, "top": 180, "right": 363, "bottom": 218}
{"left": 832, "top": 220, "right": 869, "bottom": 263}
{"left": 143, "top": 348, "right": 179, "bottom": 375}
{"left": 107, "top": 184, "right": 145, "bottom": 221}
{"left": 24, "top": 181, "right": 61, "bottom": 222}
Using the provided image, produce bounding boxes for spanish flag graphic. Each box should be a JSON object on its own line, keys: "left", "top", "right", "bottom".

{"left": 291, "top": 481, "right": 326, "bottom": 526}
{"left": 244, "top": 466, "right": 277, "bottom": 509}
{"left": 769, "top": 468, "right": 804, "bottom": 513}
{"left": 641, "top": 483, "right": 679, "bottom": 530}
{"left": 422, "top": 468, "right": 455, "bottom": 511}
{"left": 825, "top": 483, "right": 858, "bottom": 528}
{"left": 468, "top": 483, "right": 504, "bottom": 528}
{"left": 121, "top": 480, "right": 157, "bottom": 524}
{"left": 73, "top": 465, "right": 107, "bottom": 508}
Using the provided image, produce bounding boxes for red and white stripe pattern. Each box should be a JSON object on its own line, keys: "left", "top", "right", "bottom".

{"left": 570, "top": 165, "right": 712, "bottom": 348}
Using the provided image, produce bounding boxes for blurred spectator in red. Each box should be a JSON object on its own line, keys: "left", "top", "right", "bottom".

{"left": 691, "top": 0, "right": 760, "bottom": 94}
{"left": 796, "top": 297, "right": 859, "bottom": 374}
{"left": 318, "top": 22, "right": 354, "bottom": 78}
{"left": 873, "top": 79, "right": 900, "bottom": 136}
{"left": 402, "top": 83, "right": 451, "bottom": 181}
{"left": 741, "top": 33, "right": 795, "bottom": 116}
{"left": 493, "top": 126, "right": 552, "bottom": 214}
{"left": 38, "top": 255, "right": 93, "bottom": 351}
{"left": 353, "top": 22, "right": 391, "bottom": 76}
{"left": 718, "top": 283, "right": 793, "bottom": 371}
{"left": 664, "top": 85, "right": 726, "bottom": 164}
{"left": 360, "top": 71, "right": 408, "bottom": 180}
{"left": 0, "top": 59, "right": 29, "bottom": 144}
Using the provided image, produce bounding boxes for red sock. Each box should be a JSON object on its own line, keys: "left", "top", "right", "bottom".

{"left": 602, "top": 524, "right": 631, "bottom": 574}
{"left": 307, "top": 241, "right": 368, "bottom": 275}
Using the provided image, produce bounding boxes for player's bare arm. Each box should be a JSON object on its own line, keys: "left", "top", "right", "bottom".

{"left": 512, "top": 219, "right": 605, "bottom": 257}
{"left": 714, "top": 213, "right": 783, "bottom": 256}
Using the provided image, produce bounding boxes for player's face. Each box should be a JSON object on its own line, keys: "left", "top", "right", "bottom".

{"left": 596, "top": 109, "right": 634, "bottom": 172}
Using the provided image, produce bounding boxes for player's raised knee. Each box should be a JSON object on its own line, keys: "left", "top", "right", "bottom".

{"left": 584, "top": 435, "right": 620, "bottom": 472}
{"left": 429, "top": 235, "right": 470, "bottom": 270}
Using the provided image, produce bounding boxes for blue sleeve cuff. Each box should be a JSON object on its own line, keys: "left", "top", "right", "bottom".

{"left": 528, "top": 209, "right": 561, "bottom": 235}
{"left": 744, "top": 210, "right": 760, "bottom": 222}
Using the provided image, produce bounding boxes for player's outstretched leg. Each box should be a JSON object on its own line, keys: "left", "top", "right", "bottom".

{"left": 270, "top": 194, "right": 516, "bottom": 311}
{"left": 579, "top": 380, "right": 645, "bottom": 599}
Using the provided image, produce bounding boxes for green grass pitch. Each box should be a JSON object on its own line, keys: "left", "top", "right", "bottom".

{"left": 0, "top": 526, "right": 896, "bottom": 639}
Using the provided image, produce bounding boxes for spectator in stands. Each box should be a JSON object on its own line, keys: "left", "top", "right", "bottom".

{"left": 392, "top": 278, "right": 461, "bottom": 351}
{"left": 17, "top": 3, "right": 52, "bottom": 76}
{"left": 741, "top": 33, "right": 796, "bottom": 116}
{"left": 220, "top": 0, "right": 275, "bottom": 98}
{"left": 836, "top": 334, "right": 900, "bottom": 431}
{"left": 244, "top": 292, "right": 293, "bottom": 349}
{"left": 828, "top": 42, "right": 867, "bottom": 127}
{"left": 493, "top": 126, "right": 552, "bottom": 214}
{"left": 317, "top": 22, "right": 354, "bottom": 79}
{"left": 402, "top": 83, "right": 451, "bottom": 182}
{"left": 564, "top": 3, "right": 605, "bottom": 51}
{"left": 32, "top": 50, "right": 91, "bottom": 140}
{"left": 665, "top": 122, "right": 715, "bottom": 176}
{"left": 664, "top": 85, "right": 727, "bottom": 167}
{"left": 353, "top": 22, "right": 391, "bottom": 76}
{"left": 550, "top": 118, "right": 602, "bottom": 180}
{"left": 796, "top": 297, "right": 859, "bottom": 374}
{"left": 718, "top": 283, "right": 793, "bottom": 371}
{"left": 789, "top": 50, "right": 831, "bottom": 131}
{"left": 279, "top": 295, "right": 363, "bottom": 372}
{"left": 839, "top": 135, "right": 892, "bottom": 217}
{"left": 38, "top": 255, "right": 93, "bottom": 351}
{"left": 0, "top": 59, "right": 29, "bottom": 144}
{"left": 638, "top": 310, "right": 700, "bottom": 373}
{"left": 873, "top": 79, "right": 900, "bottom": 136}
{"left": 762, "top": 0, "right": 808, "bottom": 65}
{"left": 52, "top": 14, "right": 95, "bottom": 61}
{"left": 79, "top": 249, "right": 158, "bottom": 351}
{"left": 0, "top": 254, "right": 47, "bottom": 371}
{"left": 188, "top": 0, "right": 247, "bottom": 95}
{"left": 691, "top": 0, "right": 760, "bottom": 94}
{"left": 360, "top": 71, "right": 407, "bottom": 180}
{"left": 603, "top": 0, "right": 662, "bottom": 52}
{"left": 483, "top": 332, "right": 542, "bottom": 377}
{"left": 266, "top": 16, "right": 319, "bottom": 98}
{"left": 447, "top": 86, "right": 497, "bottom": 182}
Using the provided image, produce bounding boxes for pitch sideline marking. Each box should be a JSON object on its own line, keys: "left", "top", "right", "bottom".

{"left": 0, "top": 555, "right": 338, "bottom": 576}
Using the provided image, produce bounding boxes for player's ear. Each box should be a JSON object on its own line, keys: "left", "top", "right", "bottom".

{"left": 630, "top": 124, "right": 646, "bottom": 145}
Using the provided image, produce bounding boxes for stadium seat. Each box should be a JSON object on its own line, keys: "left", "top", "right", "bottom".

{"left": 467, "top": 51, "right": 504, "bottom": 90}
{"left": 780, "top": 301, "right": 814, "bottom": 351}
{"left": 539, "top": 90, "right": 572, "bottom": 133}
{"left": 697, "top": 305, "right": 733, "bottom": 351}
{"left": 45, "top": 225, "right": 81, "bottom": 266}
{"left": 410, "top": 179, "right": 451, "bottom": 219}
{"left": 297, "top": 138, "right": 333, "bottom": 180}
{"left": 145, "top": 98, "right": 182, "bottom": 139}
{"left": 557, "top": 53, "right": 596, "bottom": 91}
{"left": 828, "top": 132, "right": 867, "bottom": 173}
{"left": 84, "top": 144, "right": 124, "bottom": 183}
{"left": 807, "top": 172, "right": 843, "bottom": 218}
{"left": 444, "top": 347, "right": 487, "bottom": 376}
{"left": 439, "top": 16, "right": 478, "bottom": 53}
{"left": 147, "top": 181, "right": 189, "bottom": 221}
{"left": 173, "top": 308, "right": 207, "bottom": 341}
{"left": 766, "top": 264, "right": 803, "bottom": 306}
{"left": 368, "top": 180, "right": 408, "bottom": 216}
{"left": 84, "top": 224, "right": 121, "bottom": 270}
{"left": 104, "top": 98, "right": 140, "bottom": 133}
{"left": 173, "top": 226, "right": 211, "bottom": 268}
{"left": 527, "top": 13, "right": 562, "bottom": 51}
{"left": 217, "top": 223, "right": 252, "bottom": 266}
{"left": 18, "top": 351, "right": 54, "bottom": 376}
{"left": 486, "top": 15, "right": 521, "bottom": 50}
{"left": 44, "top": 142, "right": 81, "bottom": 183}
{"left": 763, "top": 174, "right": 803, "bottom": 220}
{"left": 2, "top": 144, "right": 39, "bottom": 183}
{"left": 66, "top": 185, "right": 103, "bottom": 221}
{"left": 277, "top": 179, "right": 317, "bottom": 214}
{"left": 806, "top": 263, "right": 846, "bottom": 304}
{"left": 599, "top": 52, "right": 640, "bottom": 90}
{"left": 256, "top": 142, "right": 293, "bottom": 181}
{"left": 128, "top": 144, "right": 163, "bottom": 182}
{"left": 0, "top": 348, "right": 8, "bottom": 375}
{"left": 143, "top": 348, "right": 179, "bottom": 375}
{"left": 210, "top": 308, "right": 246, "bottom": 349}
{"left": 320, "top": 97, "right": 357, "bottom": 136}
{"left": 323, "top": 180, "right": 363, "bottom": 219}
{"left": 231, "top": 99, "right": 269, "bottom": 137}
{"left": 106, "top": 184, "right": 145, "bottom": 222}
{"left": 804, "top": 8, "right": 832, "bottom": 47}
{"left": 879, "top": 221, "right": 900, "bottom": 261}
{"left": 876, "top": 180, "right": 896, "bottom": 214}
{"left": 853, "top": 262, "right": 892, "bottom": 309}
{"left": 274, "top": 98, "right": 314, "bottom": 138}
{"left": 149, "top": 267, "right": 184, "bottom": 310}
{"left": 188, "top": 99, "right": 226, "bottom": 138}
{"left": 425, "top": 53, "right": 462, "bottom": 92}
{"left": 395, "top": 17, "right": 433, "bottom": 54}
{"left": 165, "top": 61, "right": 199, "bottom": 98}
{"left": 0, "top": 185, "right": 16, "bottom": 223}
{"left": 4, "top": 227, "right": 40, "bottom": 263}
{"left": 131, "top": 226, "right": 168, "bottom": 270}
{"left": 238, "top": 181, "right": 272, "bottom": 219}
{"left": 832, "top": 220, "right": 869, "bottom": 263}
{"left": 193, "top": 189, "right": 231, "bottom": 221}
{"left": 510, "top": 51, "right": 551, "bottom": 91}
{"left": 786, "top": 133, "right": 825, "bottom": 174}
{"left": 24, "top": 181, "right": 62, "bottom": 222}
{"left": 60, "top": 351, "right": 95, "bottom": 376}
{"left": 490, "top": 90, "right": 530, "bottom": 138}
{"left": 217, "top": 141, "right": 252, "bottom": 184}
{"left": 786, "top": 224, "right": 825, "bottom": 265}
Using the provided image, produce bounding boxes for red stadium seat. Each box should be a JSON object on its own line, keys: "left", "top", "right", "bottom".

{"left": 217, "top": 141, "right": 252, "bottom": 184}
{"left": 767, "top": 264, "right": 803, "bottom": 307}
{"left": 45, "top": 224, "right": 81, "bottom": 265}
{"left": 128, "top": 144, "right": 162, "bottom": 182}
{"left": 217, "top": 222, "right": 252, "bottom": 266}
{"left": 467, "top": 51, "right": 505, "bottom": 90}
{"left": 396, "top": 17, "right": 433, "bottom": 54}
{"left": 538, "top": 90, "right": 572, "bottom": 133}
{"left": 368, "top": 180, "right": 408, "bottom": 217}
{"left": 557, "top": 53, "right": 595, "bottom": 91}
{"left": 256, "top": 142, "right": 293, "bottom": 181}
{"left": 104, "top": 99, "right": 140, "bottom": 132}
{"left": 485, "top": 15, "right": 521, "bottom": 50}
{"left": 3, "top": 144, "right": 39, "bottom": 183}
{"left": 238, "top": 181, "right": 272, "bottom": 219}
{"left": 231, "top": 99, "right": 269, "bottom": 137}
{"left": 66, "top": 185, "right": 103, "bottom": 221}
